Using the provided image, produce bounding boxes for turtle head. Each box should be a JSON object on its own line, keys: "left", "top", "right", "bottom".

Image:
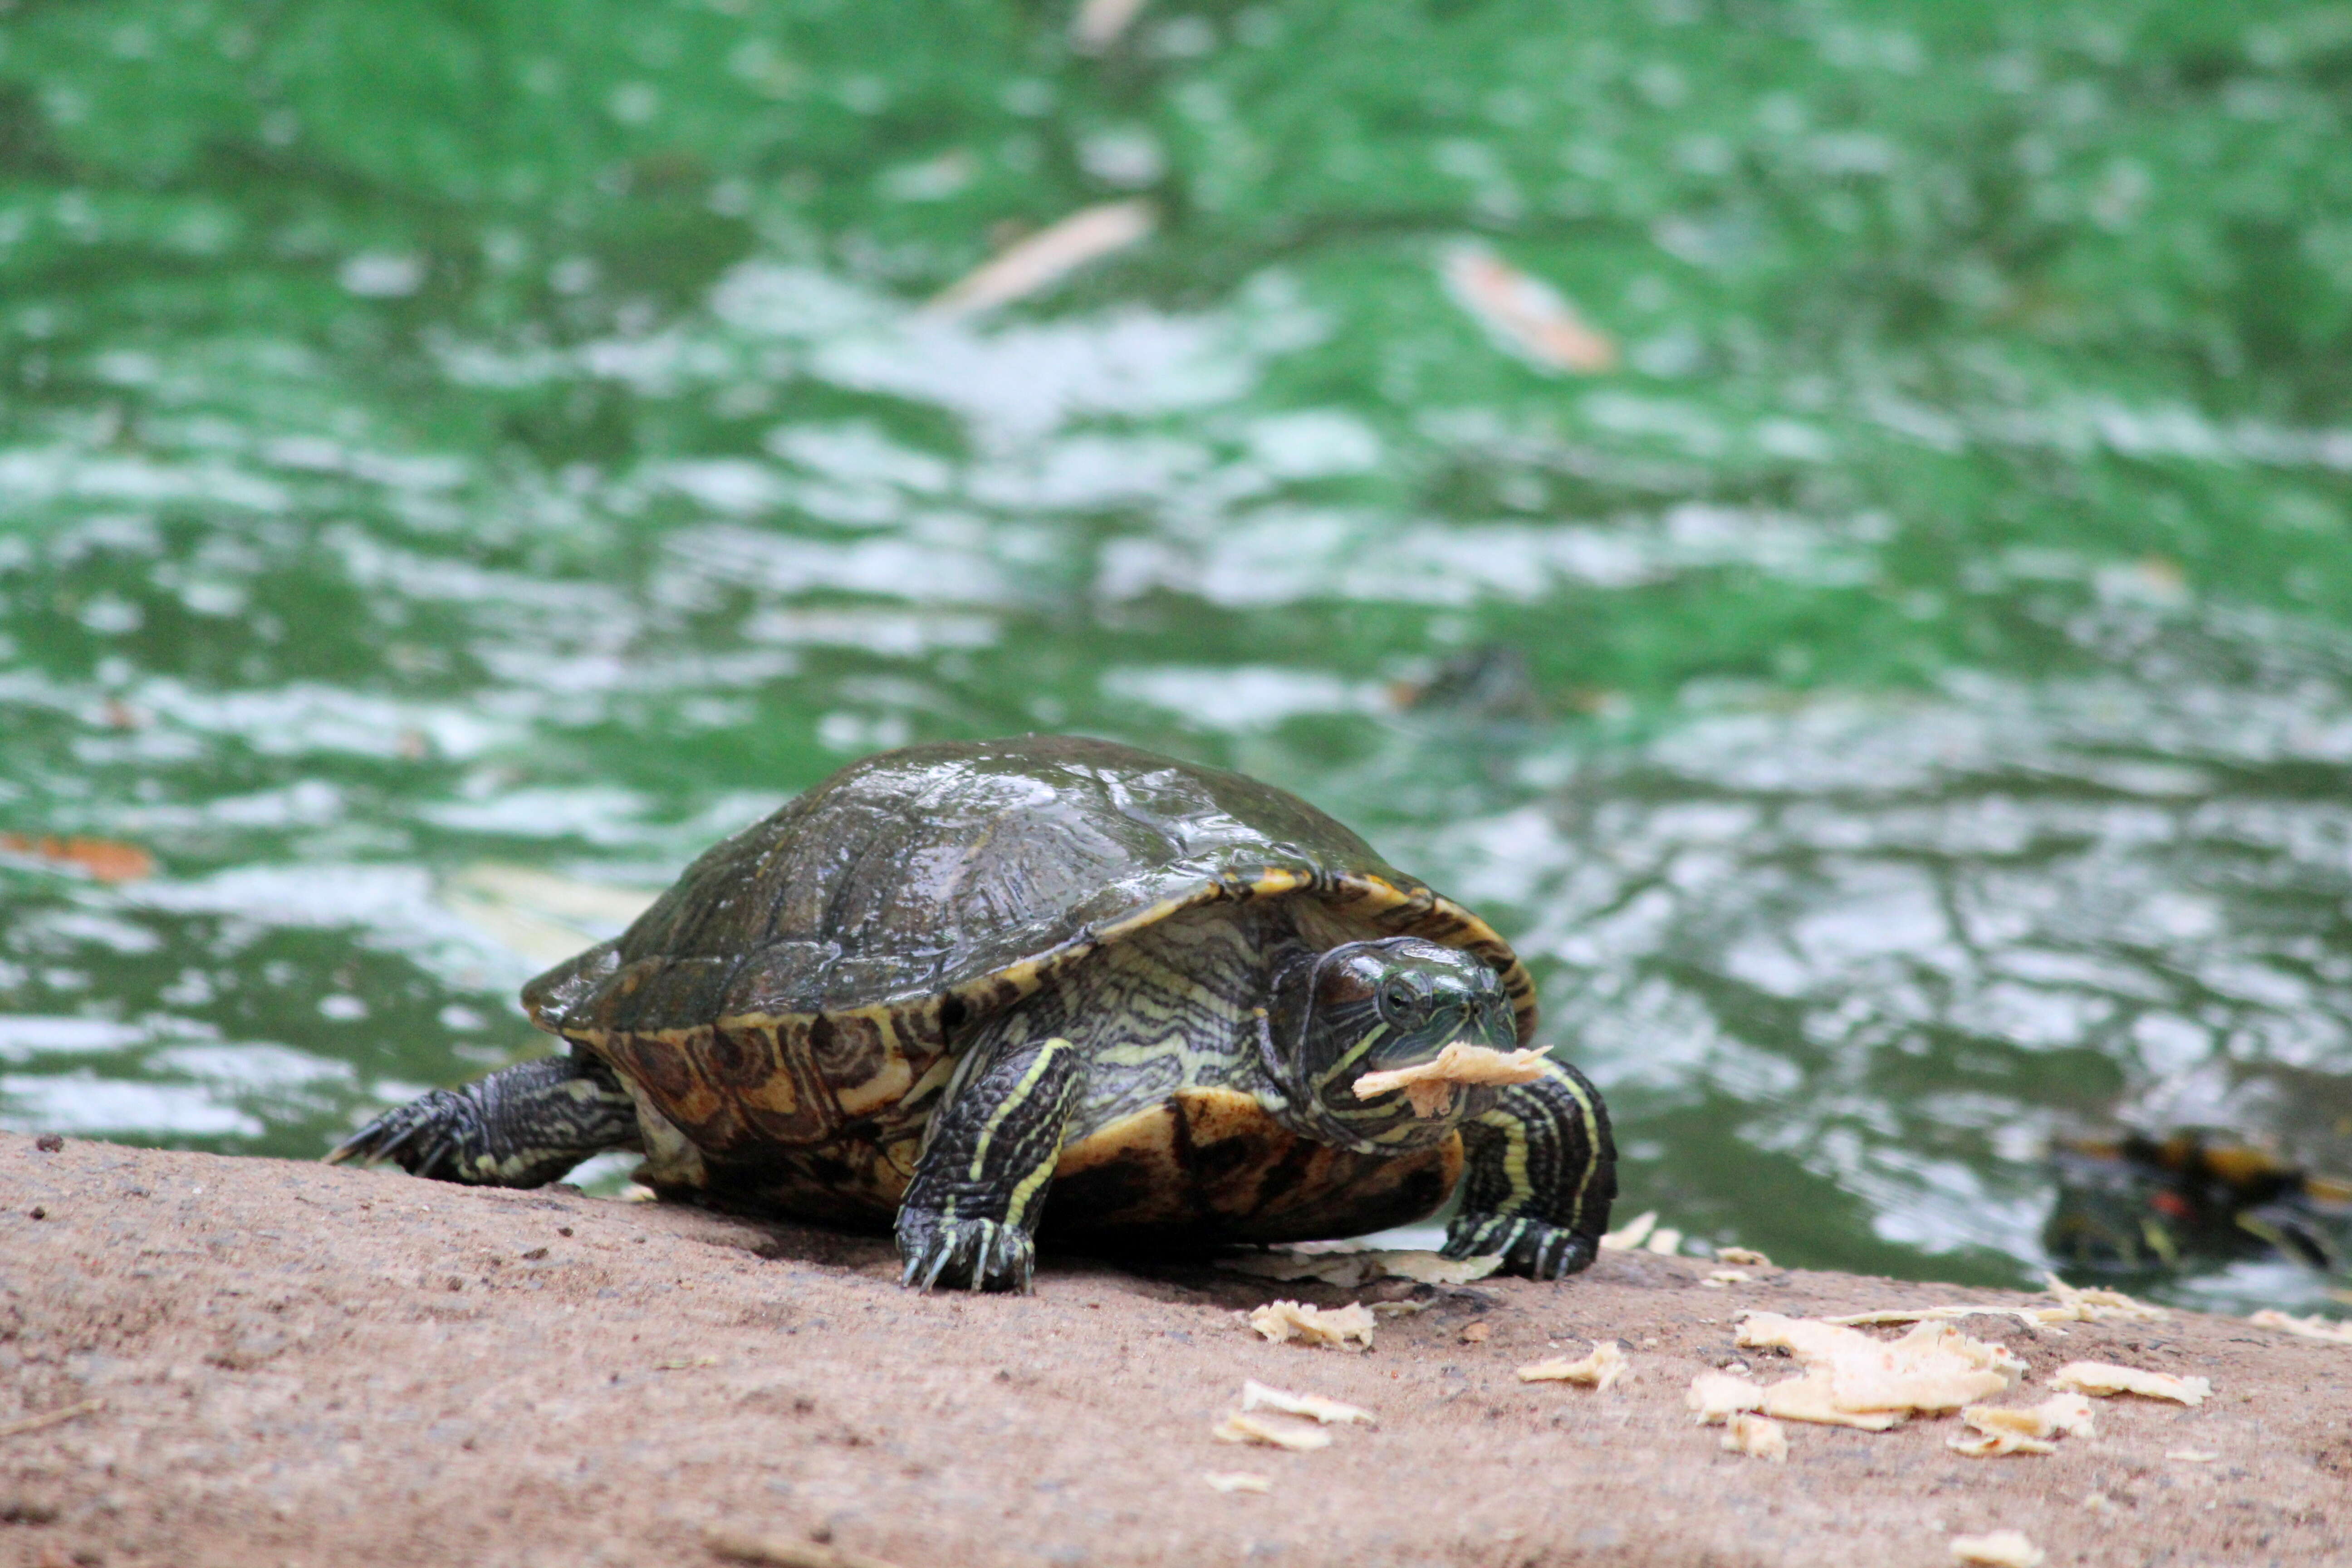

{"left": 1269, "top": 936, "right": 1518, "bottom": 1152}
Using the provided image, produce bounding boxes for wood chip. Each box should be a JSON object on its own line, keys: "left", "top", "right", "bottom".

{"left": 1211, "top": 1411, "right": 1332, "bottom": 1451}
{"left": 1949, "top": 1393, "right": 2092, "bottom": 1459}
{"left": 2041, "top": 1274, "right": 2168, "bottom": 1322}
{"left": 1516, "top": 1340, "right": 1626, "bottom": 1392}
{"left": 2048, "top": 1362, "right": 2210, "bottom": 1406}
{"left": 1352, "top": 1043, "right": 1548, "bottom": 1117}
{"left": 1821, "top": 1305, "right": 2059, "bottom": 1332}
{"left": 1202, "top": 1471, "right": 1271, "bottom": 1495}
{"left": 1715, "top": 1247, "right": 1772, "bottom": 1267}
{"left": 1441, "top": 246, "right": 1619, "bottom": 373}
{"left": 703, "top": 1527, "right": 907, "bottom": 1568}
{"left": 1754, "top": 1371, "right": 1903, "bottom": 1431}
{"left": 1379, "top": 1251, "right": 1501, "bottom": 1285}
{"left": 1950, "top": 1391, "right": 2097, "bottom": 1459}
{"left": 1215, "top": 1248, "right": 1498, "bottom": 1289}
{"left": 1736, "top": 1313, "right": 2022, "bottom": 1421}
{"left": 1949, "top": 1530, "right": 2045, "bottom": 1568}
{"left": 1245, "top": 1300, "right": 1375, "bottom": 1351}
{"left": 1948, "top": 1429, "right": 2056, "bottom": 1458}
{"left": 2166, "top": 1449, "right": 2218, "bottom": 1463}
{"left": 1685, "top": 1371, "right": 1764, "bottom": 1424}
{"left": 1720, "top": 1411, "right": 1787, "bottom": 1462}
{"left": 925, "top": 201, "right": 1156, "bottom": 319}
{"left": 2248, "top": 1309, "right": 2352, "bottom": 1344}
{"left": 1238, "top": 1380, "right": 1374, "bottom": 1426}
{"left": 1599, "top": 1210, "right": 1657, "bottom": 1251}
{"left": 1828, "top": 1278, "right": 2166, "bottom": 1333}
{"left": 0, "top": 1401, "right": 103, "bottom": 1440}
{"left": 2038, "top": 1392, "right": 2097, "bottom": 1436}
{"left": 1701, "top": 1269, "right": 1753, "bottom": 1289}
{"left": 1646, "top": 1227, "right": 1684, "bottom": 1255}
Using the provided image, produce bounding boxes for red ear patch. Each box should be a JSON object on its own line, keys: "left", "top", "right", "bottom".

{"left": 2150, "top": 1191, "right": 2193, "bottom": 1220}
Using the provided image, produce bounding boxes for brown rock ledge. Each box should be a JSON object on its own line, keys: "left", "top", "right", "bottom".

{"left": 1, "top": 1134, "right": 2345, "bottom": 1568}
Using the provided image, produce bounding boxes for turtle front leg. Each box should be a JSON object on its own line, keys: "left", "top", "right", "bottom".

{"left": 896, "top": 1034, "right": 1087, "bottom": 1294}
{"left": 1442, "top": 1058, "right": 1617, "bottom": 1279}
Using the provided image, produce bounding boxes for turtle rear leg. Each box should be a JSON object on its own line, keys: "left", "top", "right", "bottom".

{"left": 896, "top": 1029, "right": 1088, "bottom": 1294}
{"left": 328, "top": 1052, "right": 640, "bottom": 1188}
{"left": 1443, "top": 1058, "right": 1617, "bottom": 1279}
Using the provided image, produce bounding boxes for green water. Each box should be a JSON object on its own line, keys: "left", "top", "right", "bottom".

{"left": 6, "top": 0, "right": 2352, "bottom": 1311}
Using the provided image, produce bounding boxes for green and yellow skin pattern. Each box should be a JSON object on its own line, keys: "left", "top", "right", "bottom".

{"left": 894, "top": 1030, "right": 1086, "bottom": 1291}
{"left": 875, "top": 906, "right": 1615, "bottom": 1292}
{"left": 1445, "top": 1059, "right": 1616, "bottom": 1279}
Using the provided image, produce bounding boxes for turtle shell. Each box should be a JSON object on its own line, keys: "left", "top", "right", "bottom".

{"left": 523, "top": 735, "right": 1534, "bottom": 1162}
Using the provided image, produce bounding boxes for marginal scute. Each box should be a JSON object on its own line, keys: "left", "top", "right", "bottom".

{"left": 735, "top": 1051, "right": 799, "bottom": 1114}
{"left": 806, "top": 1012, "right": 884, "bottom": 1084}
{"left": 703, "top": 1027, "right": 769, "bottom": 1090}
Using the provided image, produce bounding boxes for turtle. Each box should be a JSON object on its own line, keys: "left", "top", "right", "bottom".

{"left": 2044, "top": 1060, "right": 2352, "bottom": 1279}
{"left": 2045, "top": 1131, "right": 2352, "bottom": 1277}
{"left": 330, "top": 735, "right": 1616, "bottom": 1292}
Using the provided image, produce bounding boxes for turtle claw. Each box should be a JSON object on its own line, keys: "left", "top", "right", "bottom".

{"left": 896, "top": 1212, "right": 1036, "bottom": 1294}
{"left": 329, "top": 1088, "right": 501, "bottom": 1184}
{"left": 1443, "top": 1211, "right": 1598, "bottom": 1281}
{"left": 328, "top": 1095, "right": 468, "bottom": 1177}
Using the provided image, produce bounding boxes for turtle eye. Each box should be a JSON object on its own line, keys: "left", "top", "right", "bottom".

{"left": 1381, "top": 979, "right": 1421, "bottom": 1019}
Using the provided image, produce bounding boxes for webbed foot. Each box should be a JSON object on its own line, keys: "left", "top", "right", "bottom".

{"left": 891, "top": 1031, "right": 1081, "bottom": 1295}
{"left": 1443, "top": 1211, "right": 1598, "bottom": 1280}
{"left": 330, "top": 1089, "right": 485, "bottom": 1181}
{"left": 326, "top": 1054, "right": 638, "bottom": 1188}
{"left": 896, "top": 1211, "right": 1036, "bottom": 1294}
{"left": 1448, "top": 1059, "right": 1614, "bottom": 1280}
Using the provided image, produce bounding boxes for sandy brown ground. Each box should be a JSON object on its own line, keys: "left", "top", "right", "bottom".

{"left": 1, "top": 1134, "right": 2346, "bottom": 1568}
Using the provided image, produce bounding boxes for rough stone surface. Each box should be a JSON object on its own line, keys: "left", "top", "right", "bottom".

{"left": 1, "top": 1134, "right": 2346, "bottom": 1567}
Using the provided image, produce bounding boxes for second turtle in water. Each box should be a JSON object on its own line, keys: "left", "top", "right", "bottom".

{"left": 333, "top": 736, "right": 1616, "bottom": 1291}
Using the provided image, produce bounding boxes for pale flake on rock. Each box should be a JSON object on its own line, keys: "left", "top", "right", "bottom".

{"left": 1950, "top": 1530, "right": 2045, "bottom": 1568}
{"left": 1517, "top": 1341, "right": 1627, "bottom": 1391}
{"left": 1720, "top": 1412, "right": 1787, "bottom": 1461}
{"left": 1244, "top": 1300, "right": 1375, "bottom": 1351}
{"left": 2048, "top": 1362, "right": 2210, "bottom": 1405}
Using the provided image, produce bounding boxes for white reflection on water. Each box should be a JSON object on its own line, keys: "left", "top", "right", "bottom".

{"left": 1097, "top": 504, "right": 1877, "bottom": 608}
{"left": 0, "top": 1016, "right": 155, "bottom": 1060}
{"left": 665, "top": 524, "right": 1016, "bottom": 605}
{"left": 1100, "top": 666, "right": 1389, "bottom": 732}
{"left": 124, "top": 865, "right": 519, "bottom": 987}
{"left": 0, "top": 1073, "right": 263, "bottom": 1137}
{"left": 148, "top": 1042, "right": 354, "bottom": 1090}
{"left": 740, "top": 608, "right": 996, "bottom": 655}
